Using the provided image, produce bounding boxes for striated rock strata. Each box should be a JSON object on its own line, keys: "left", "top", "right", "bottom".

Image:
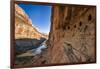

{"left": 15, "top": 4, "right": 48, "bottom": 39}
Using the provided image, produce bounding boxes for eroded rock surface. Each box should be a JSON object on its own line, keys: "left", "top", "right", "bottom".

{"left": 47, "top": 5, "right": 96, "bottom": 64}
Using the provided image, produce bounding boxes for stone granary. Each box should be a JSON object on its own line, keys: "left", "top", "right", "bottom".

{"left": 47, "top": 5, "right": 96, "bottom": 64}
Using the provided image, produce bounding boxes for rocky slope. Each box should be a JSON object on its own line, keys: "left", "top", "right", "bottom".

{"left": 47, "top": 5, "right": 96, "bottom": 64}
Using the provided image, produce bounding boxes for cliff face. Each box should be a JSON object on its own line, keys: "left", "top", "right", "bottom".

{"left": 15, "top": 4, "right": 48, "bottom": 39}
{"left": 48, "top": 5, "right": 96, "bottom": 64}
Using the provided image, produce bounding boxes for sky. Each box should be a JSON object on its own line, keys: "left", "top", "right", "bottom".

{"left": 18, "top": 4, "right": 52, "bottom": 34}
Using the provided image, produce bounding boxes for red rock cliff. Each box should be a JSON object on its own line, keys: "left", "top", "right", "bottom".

{"left": 47, "top": 5, "right": 96, "bottom": 64}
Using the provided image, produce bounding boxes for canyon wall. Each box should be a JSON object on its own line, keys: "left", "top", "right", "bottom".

{"left": 15, "top": 4, "right": 48, "bottom": 39}
{"left": 48, "top": 5, "right": 96, "bottom": 64}
{"left": 15, "top": 4, "right": 48, "bottom": 55}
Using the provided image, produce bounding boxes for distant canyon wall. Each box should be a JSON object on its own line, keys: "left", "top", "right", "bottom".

{"left": 15, "top": 4, "right": 48, "bottom": 55}
{"left": 48, "top": 5, "right": 96, "bottom": 64}
{"left": 15, "top": 4, "right": 48, "bottom": 39}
